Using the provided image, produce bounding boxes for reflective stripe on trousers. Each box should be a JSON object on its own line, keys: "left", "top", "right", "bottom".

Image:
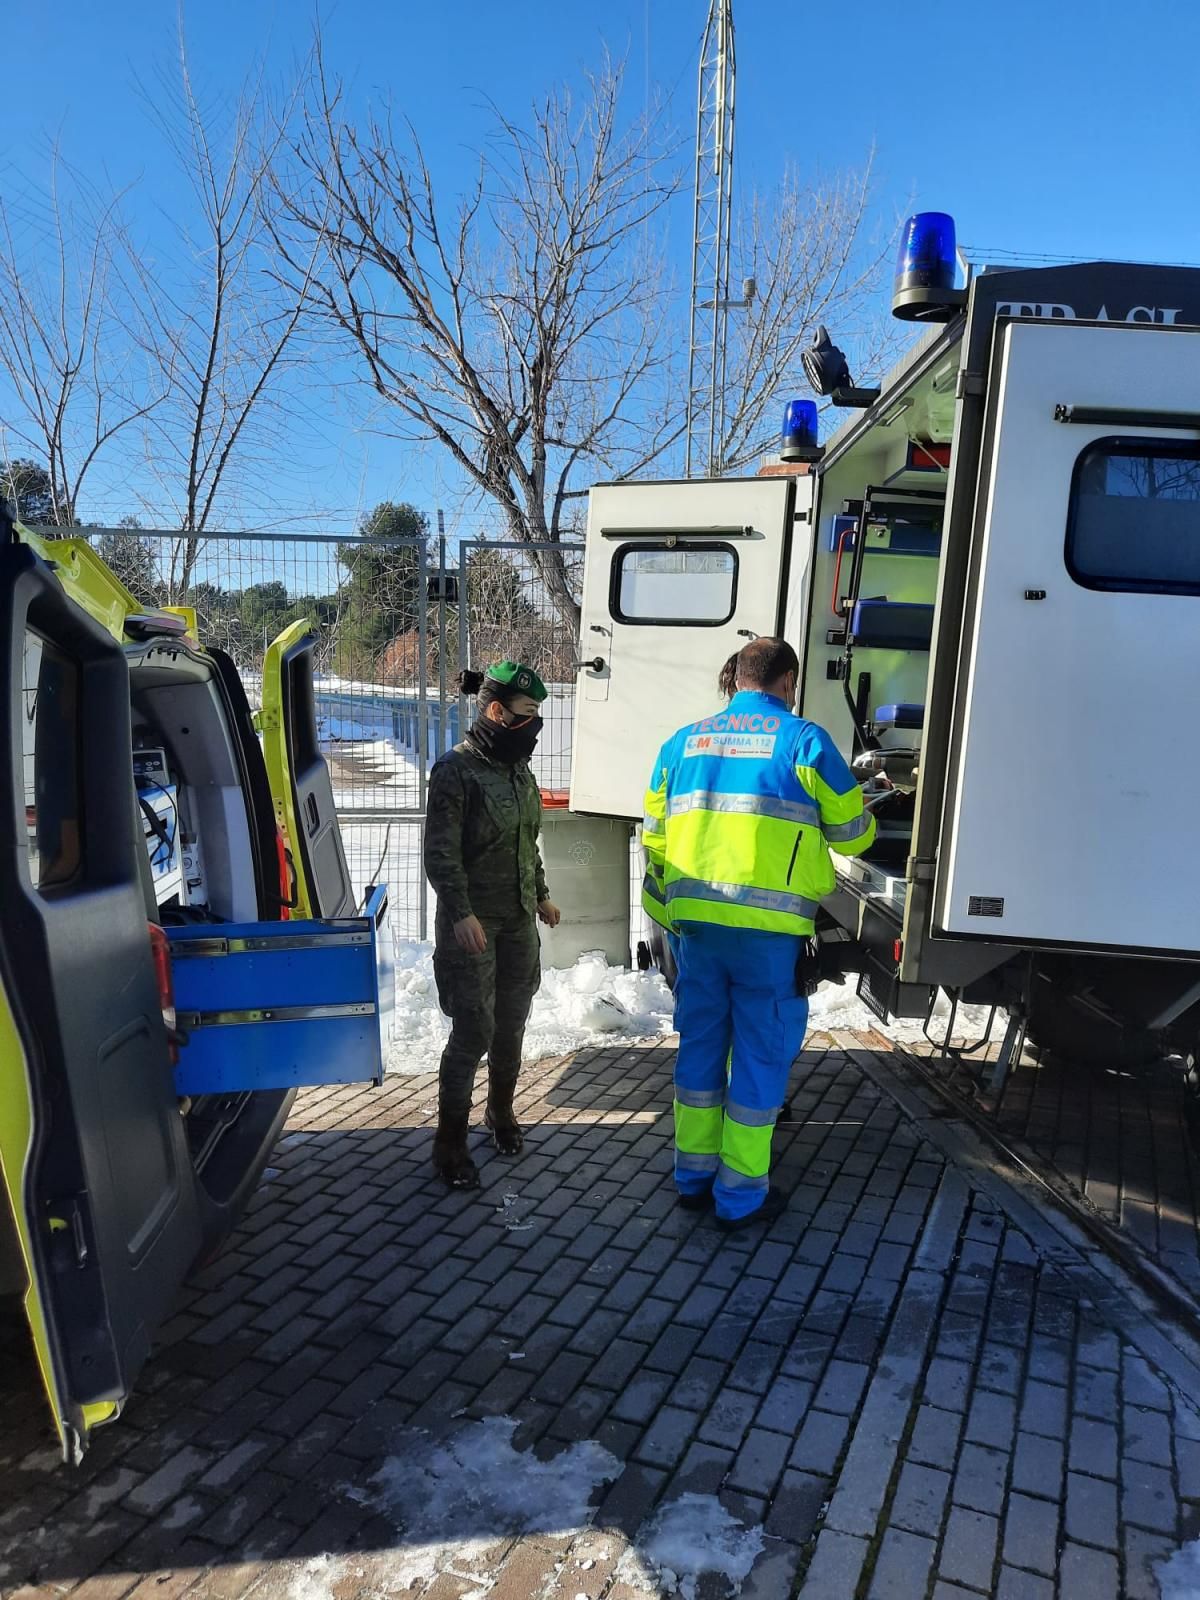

{"left": 672, "top": 922, "right": 809, "bottom": 1221}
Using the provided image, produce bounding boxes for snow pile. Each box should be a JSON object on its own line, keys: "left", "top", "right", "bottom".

{"left": 286, "top": 1417, "right": 620, "bottom": 1597}
{"left": 809, "top": 980, "right": 1000, "bottom": 1046}
{"left": 616, "top": 1494, "right": 766, "bottom": 1600}
{"left": 385, "top": 942, "right": 674, "bottom": 1075}
{"left": 1157, "top": 1538, "right": 1200, "bottom": 1599}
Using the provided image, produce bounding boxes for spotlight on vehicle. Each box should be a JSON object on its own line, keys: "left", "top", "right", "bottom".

{"left": 802, "top": 325, "right": 880, "bottom": 409}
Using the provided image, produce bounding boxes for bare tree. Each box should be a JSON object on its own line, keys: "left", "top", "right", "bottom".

{"left": 718, "top": 158, "right": 898, "bottom": 473}
{"left": 275, "top": 53, "right": 682, "bottom": 628}
{"left": 135, "top": 31, "right": 321, "bottom": 596}
{"left": 0, "top": 157, "right": 160, "bottom": 526}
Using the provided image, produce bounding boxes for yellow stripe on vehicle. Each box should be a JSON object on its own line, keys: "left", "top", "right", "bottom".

{"left": 0, "top": 981, "right": 68, "bottom": 1449}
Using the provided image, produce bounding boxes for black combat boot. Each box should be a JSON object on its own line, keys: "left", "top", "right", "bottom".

{"left": 432, "top": 1113, "right": 480, "bottom": 1188}
{"left": 485, "top": 1070, "right": 523, "bottom": 1156}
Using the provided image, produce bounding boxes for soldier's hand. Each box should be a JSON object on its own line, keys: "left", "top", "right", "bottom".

{"left": 454, "top": 915, "right": 488, "bottom": 955}
{"left": 537, "top": 901, "right": 561, "bottom": 928}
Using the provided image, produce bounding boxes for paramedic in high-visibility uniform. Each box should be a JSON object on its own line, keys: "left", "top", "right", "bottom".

{"left": 641, "top": 637, "right": 875, "bottom": 1230}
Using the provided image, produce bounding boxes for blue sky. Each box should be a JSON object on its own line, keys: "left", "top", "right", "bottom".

{"left": 4, "top": 0, "right": 1200, "bottom": 532}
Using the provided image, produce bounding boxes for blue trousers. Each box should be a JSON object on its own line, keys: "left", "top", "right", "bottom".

{"left": 672, "top": 923, "right": 809, "bottom": 1221}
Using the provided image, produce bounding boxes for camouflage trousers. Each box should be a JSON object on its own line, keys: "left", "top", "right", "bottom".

{"left": 433, "top": 911, "right": 542, "bottom": 1121}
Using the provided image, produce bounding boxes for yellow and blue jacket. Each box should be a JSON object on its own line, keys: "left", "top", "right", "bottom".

{"left": 641, "top": 691, "right": 875, "bottom": 937}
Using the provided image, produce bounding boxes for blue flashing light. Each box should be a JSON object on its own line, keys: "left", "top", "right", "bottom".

{"left": 781, "top": 398, "right": 819, "bottom": 452}
{"left": 895, "top": 212, "right": 958, "bottom": 293}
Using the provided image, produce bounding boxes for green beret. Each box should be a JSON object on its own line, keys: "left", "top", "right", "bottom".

{"left": 486, "top": 660, "right": 547, "bottom": 702}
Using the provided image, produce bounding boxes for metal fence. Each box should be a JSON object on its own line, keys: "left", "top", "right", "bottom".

{"left": 96, "top": 526, "right": 583, "bottom": 942}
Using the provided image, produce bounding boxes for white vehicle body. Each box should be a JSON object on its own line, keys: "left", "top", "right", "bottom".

{"left": 570, "top": 259, "right": 1200, "bottom": 1062}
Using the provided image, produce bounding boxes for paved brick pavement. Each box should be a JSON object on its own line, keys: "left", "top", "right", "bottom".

{"left": 2, "top": 1034, "right": 1200, "bottom": 1599}
{"left": 909, "top": 1024, "right": 1200, "bottom": 1306}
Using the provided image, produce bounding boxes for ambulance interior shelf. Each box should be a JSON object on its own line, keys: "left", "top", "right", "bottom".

{"left": 833, "top": 486, "right": 943, "bottom": 750}
{"left": 829, "top": 487, "right": 944, "bottom": 868}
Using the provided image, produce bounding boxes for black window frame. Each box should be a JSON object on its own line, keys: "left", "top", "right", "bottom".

{"left": 1065, "top": 434, "right": 1200, "bottom": 597}
{"left": 609, "top": 539, "right": 740, "bottom": 628}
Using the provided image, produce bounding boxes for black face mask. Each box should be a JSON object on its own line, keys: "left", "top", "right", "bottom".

{"left": 470, "top": 712, "right": 543, "bottom": 764}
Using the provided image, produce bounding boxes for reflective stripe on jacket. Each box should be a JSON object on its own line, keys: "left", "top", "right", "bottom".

{"left": 641, "top": 690, "right": 875, "bottom": 937}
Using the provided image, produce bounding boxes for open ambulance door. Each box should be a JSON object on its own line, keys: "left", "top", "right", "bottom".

{"left": 0, "top": 543, "right": 202, "bottom": 1460}
{"left": 570, "top": 477, "right": 809, "bottom": 818}
{"left": 261, "top": 620, "right": 354, "bottom": 919}
{"left": 936, "top": 318, "right": 1200, "bottom": 955}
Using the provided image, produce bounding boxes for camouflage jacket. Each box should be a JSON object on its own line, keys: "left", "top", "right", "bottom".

{"left": 423, "top": 736, "right": 548, "bottom": 922}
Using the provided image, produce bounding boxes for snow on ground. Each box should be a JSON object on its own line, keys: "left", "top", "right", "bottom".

{"left": 285, "top": 1417, "right": 621, "bottom": 1598}
{"left": 1158, "top": 1539, "right": 1200, "bottom": 1599}
{"left": 381, "top": 931, "right": 996, "bottom": 1077}
{"left": 385, "top": 942, "right": 674, "bottom": 1076}
{"left": 616, "top": 1495, "right": 766, "bottom": 1600}
{"left": 276, "top": 1417, "right": 779, "bottom": 1600}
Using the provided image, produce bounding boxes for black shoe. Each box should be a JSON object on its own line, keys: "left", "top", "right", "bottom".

{"left": 777, "top": 1100, "right": 796, "bottom": 1124}
{"left": 715, "top": 1186, "right": 788, "bottom": 1232}
{"left": 485, "top": 1106, "right": 523, "bottom": 1156}
{"left": 677, "top": 1188, "right": 713, "bottom": 1212}
{"left": 432, "top": 1115, "right": 481, "bottom": 1189}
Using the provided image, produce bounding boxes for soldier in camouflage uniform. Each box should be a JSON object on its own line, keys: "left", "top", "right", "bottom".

{"left": 423, "top": 661, "right": 561, "bottom": 1188}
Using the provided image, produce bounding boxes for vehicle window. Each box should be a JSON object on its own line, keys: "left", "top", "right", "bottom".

{"left": 1067, "top": 438, "right": 1200, "bottom": 595}
{"left": 611, "top": 543, "right": 738, "bottom": 626}
{"left": 23, "top": 628, "right": 82, "bottom": 893}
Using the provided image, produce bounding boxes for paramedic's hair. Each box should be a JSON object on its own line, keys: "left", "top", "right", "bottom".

{"left": 718, "top": 652, "right": 739, "bottom": 701}
{"left": 735, "top": 637, "right": 799, "bottom": 690}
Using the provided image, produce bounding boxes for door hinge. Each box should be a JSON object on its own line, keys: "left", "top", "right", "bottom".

{"left": 955, "top": 371, "right": 985, "bottom": 400}
{"left": 47, "top": 1197, "right": 90, "bottom": 1266}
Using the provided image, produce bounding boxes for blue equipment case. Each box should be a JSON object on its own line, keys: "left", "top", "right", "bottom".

{"left": 168, "top": 885, "right": 392, "bottom": 1095}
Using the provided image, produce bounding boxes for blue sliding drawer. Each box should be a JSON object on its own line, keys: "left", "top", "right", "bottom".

{"left": 168, "top": 885, "right": 393, "bottom": 1095}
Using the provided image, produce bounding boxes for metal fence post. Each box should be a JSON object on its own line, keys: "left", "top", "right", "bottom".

{"left": 417, "top": 550, "right": 429, "bottom": 941}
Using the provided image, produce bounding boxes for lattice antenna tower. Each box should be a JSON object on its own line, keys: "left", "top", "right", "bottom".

{"left": 685, "top": 0, "right": 736, "bottom": 478}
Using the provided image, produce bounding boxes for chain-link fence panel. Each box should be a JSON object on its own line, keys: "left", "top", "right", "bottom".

{"left": 76, "top": 527, "right": 587, "bottom": 944}
{"left": 458, "top": 539, "right": 583, "bottom": 794}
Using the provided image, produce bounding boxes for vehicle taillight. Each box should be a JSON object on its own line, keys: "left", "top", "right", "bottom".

{"left": 275, "top": 828, "right": 292, "bottom": 921}
{"left": 148, "top": 923, "right": 178, "bottom": 1066}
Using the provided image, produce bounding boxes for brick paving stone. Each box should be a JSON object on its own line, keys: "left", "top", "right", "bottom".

{"left": 939, "top": 1506, "right": 999, "bottom": 1591}
{"left": 924, "top": 1356, "right": 973, "bottom": 1411}
{"left": 1073, "top": 1364, "right": 1118, "bottom": 1418}
{"left": 728, "top": 1428, "right": 790, "bottom": 1498}
{"left": 1058, "top": 1542, "right": 1119, "bottom": 1598}
{"left": 766, "top": 1469, "right": 826, "bottom": 1542}
{"left": 1065, "top": 1470, "right": 1119, "bottom": 1550}
{"left": 634, "top": 1405, "right": 697, "bottom": 1469}
{"left": 1011, "top": 1431, "right": 1063, "bottom": 1501}
{"left": 676, "top": 1441, "right": 735, "bottom": 1496}
{"left": 908, "top": 1404, "right": 963, "bottom": 1469}
{"left": 1069, "top": 1414, "right": 1118, "bottom": 1479}
{"left": 1124, "top": 1403, "right": 1173, "bottom": 1465}
{"left": 966, "top": 1388, "right": 1018, "bottom": 1452}
{"left": 890, "top": 1462, "right": 951, "bottom": 1535}
{"left": 698, "top": 1386, "right": 759, "bottom": 1449}
{"left": 1123, "top": 1526, "right": 1178, "bottom": 1600}
{"left": 610, "top": 1371, "right": 673, "bottom": 1426}
{"left": 1122, "top": 1459, "right": 1178, "bottom": 1535}
{"left": 1002, "top": 1492, "right": 1059, "bottom": 1577}
{"left": 797, "top": 1529, "right": 870, "bottom": 1599}
{"left": 867, "top": 1528, "right": 936, "bottom": 1598}
{"left": 954, "top": 1443, "right": 1009, "bottom": 1516}
{"left": 1018, "top": 1380, "right": 1068, "bottom": 1441}
{"left": 790, "top": 1409, "right": 850, "bottom": 1476}
{"left": 813, "top": 1360, "right": 870, "bottom": 1416}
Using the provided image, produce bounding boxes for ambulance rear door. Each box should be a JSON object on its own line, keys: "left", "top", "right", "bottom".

{"left": 570, "top": 477, "right": 808, "bottom": 818}
{"left": 937, "top": 317, "right": 1200, "bottom": 954}
{"left": 0, "top": 543, "right": 201, "bottom": 1459}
